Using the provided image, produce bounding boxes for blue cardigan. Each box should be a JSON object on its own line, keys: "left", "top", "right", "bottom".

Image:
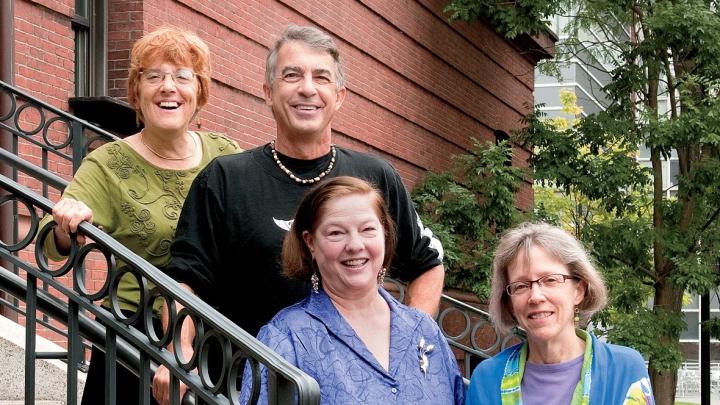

{"left": 240, "top": 288, "right": 465, "bottom": 404}
{"left": 465, "top": 333, "right": 655, "bottom": 404}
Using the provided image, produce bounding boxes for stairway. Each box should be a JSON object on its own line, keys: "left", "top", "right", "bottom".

{"left": 0, "top": 315, "right": 86, "bottom": 403}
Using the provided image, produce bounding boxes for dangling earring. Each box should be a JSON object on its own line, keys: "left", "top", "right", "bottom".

{"left": 377, "top": 267, "right": 386, "bottom": 287}
{"left": 574, "top": 307, "right": 580, "bottom": 328}
{"left": 195, "top": 113, "right": 202, "bottom": 129}
{"left": 311, "top": 272, "right": 319, "bottom": 293}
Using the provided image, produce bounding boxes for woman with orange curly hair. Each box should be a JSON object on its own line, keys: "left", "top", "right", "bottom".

{"left": 40, "top": 27, "right": 239, "bottom": 404}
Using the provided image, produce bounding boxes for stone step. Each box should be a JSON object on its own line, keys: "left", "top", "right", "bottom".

{"left": 0, "top": 315, "right": 85, "bottom": 402}
{"left": 0, "top": 402, "right": 65, "bottom": 405}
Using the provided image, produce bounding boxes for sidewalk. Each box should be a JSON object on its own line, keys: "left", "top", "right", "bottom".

{"left": 675, "top": 393, "right": 720, "bottom": 404}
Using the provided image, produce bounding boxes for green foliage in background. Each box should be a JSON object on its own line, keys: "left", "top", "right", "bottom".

{"left": 412, "top": 139, "right": 525, "bottom": 299}
{"left": 443, "top": 2, "right": 720, "bottom": 403}
{"left": 444, "top": 0, "right": 566, "bottom": 38}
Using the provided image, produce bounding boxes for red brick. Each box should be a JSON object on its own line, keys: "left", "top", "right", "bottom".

{"left": 9, "top": 0, "right": 543, "bottom": 352}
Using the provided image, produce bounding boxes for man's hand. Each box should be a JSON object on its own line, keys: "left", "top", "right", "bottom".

{"left": 152, "top": 365, "right": 188, "bottom": 405}
{"left": 153, "top": 283, "right": 196, "bottom": 405}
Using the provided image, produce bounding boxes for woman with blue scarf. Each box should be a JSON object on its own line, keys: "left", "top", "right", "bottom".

{"left": 465, "top": 222, "right": 655, "bottom": 405}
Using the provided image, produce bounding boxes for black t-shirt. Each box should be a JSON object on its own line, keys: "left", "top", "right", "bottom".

{"left": 164, "top": 144, "right": 443, "bottom": 336}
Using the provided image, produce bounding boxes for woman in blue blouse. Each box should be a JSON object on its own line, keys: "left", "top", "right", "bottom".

{"left": 240, "top": 176, "right": 464, "bottom": 404}
{"left": 465, "top": 222, "right": 655, "bottom": 405}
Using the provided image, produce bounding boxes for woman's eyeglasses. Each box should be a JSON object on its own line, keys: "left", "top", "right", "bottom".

{"left": 505, "top": 273, "right": 578, "bottom": 296}
{"left": 140, "top": 68, "right": 195, "bottom": 86}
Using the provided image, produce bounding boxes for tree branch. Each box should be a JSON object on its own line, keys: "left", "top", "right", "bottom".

{"left": 701, "top": 206, "right": 720, "bottom": 233}
{"left": 609, "top": 254, "right": 657, "bottom": 281}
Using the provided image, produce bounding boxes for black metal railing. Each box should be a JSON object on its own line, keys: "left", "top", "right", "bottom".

{"left": 0, "top": 79, "right": 118, "bottom": 173}
{"left": 0, "top": 79, "right": 521, "bottom": 402}
{"left": 384, "top": 279, "right": 523, "bottom": 379}
{"left": 0, "top": 162, "right": 320, "bottom": 404}
{"left": 0, "top": 80, "right": 320, "bottom": 404}
{"left": 0, "top": 79, "right": 118, "bottom": 331}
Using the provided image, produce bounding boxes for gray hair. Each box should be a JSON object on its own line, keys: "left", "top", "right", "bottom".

{"left": 489, "top": 222, "right": 608, "bottom": 334}
{"left": 265, "top": 24, "right": 346, "bottom": 89}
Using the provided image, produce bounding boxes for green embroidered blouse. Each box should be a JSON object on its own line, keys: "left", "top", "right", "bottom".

{"left": 41, "top": 131, "right": 240, "bottom": 313}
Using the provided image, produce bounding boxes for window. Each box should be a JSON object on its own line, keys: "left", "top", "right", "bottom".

{"left": 670, "top": 160, "right": 679, "bottom": 187}
{"left": 682, "top": 311, "right": 700, "bottom": 340}
{"left": 73, "top": 0, "right": 106, "bottom": 97}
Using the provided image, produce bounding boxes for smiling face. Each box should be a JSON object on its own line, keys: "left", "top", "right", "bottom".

{"left": 136, "top": 59, "right": 198, "bottom": 133}
{"left": 263, "top": 41, "right": 346, "bottom": 142}
{"left": 302, "top": 193, "right": 385, "bottom": 298}
{"left": 508, "top": 245, "right": 586, "bottom": 349}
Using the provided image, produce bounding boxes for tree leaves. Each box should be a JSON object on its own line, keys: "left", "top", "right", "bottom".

{"left": 440, "top": 1, "right": 720, "bottom": 398}
{"left": 411, "top": 139, "right": 525, "bottom": 298}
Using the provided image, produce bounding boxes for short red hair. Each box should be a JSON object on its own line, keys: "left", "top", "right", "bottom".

{"left": 127, "top": 27, "right": 211, "bottom": 123}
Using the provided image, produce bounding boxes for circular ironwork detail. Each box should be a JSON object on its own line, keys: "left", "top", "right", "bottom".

{"left": 198, "top": 330, "right": 232, "bottom": 394}
{"left": 109, "top": 268, "right": 146, "bottom": 326}
{"left": 34, "top": 220, "right": 77, "bottom": 276}
{"left": 73, "top": 242, "right": 115, "bottom": 301}
{"left": 43, "top": 116, "right": 73, "bottom": 149}
{"left": 145, "top": 287, "right": 174, "bottom": 348}
{"left": 469, "top": 319, "right": 501, "bottom": 354}
{"left": 501, "top": 331, "right": 522, "bottom": 351}
{"left": 0, "top": 195, "right": 38, "bottom": 252}
{"left": 0, "top": 90, "right": 17, "bottom": 122}
{"left": 84, "top": 133, "right": 108, "bottom": 156}
{"left": 437, "top": 306, "right": 471, "bottom": 341}
{"left": 14, "top": 101, "right": 46, "bottom": 136}
{"left": 173, "top": 308, "right": 204, "bottom": 372}
{"left": 228, "top": 352, "right": 258, "bottom": 405}
{"left": 382, "top": 277, "right": 405, "bottom": 302}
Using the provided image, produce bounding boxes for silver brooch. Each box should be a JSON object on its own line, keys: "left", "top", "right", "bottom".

{"left": 417, "top": 337, "right": 434, "bottom": 377}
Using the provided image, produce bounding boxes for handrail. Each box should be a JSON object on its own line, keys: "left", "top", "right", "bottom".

{"left": 0, "top": 267, "right": 147, "bottom": 384}
{"left": 383, "top": 279, "right": 524, "bottom": 378}
{"left": 0, "top": 79, "right": 118, "bottom": 142}
{"left": 0, "top": 146, "right": 68, "bottom": 190}
{"left": 1, "top": 78, "right": 116, "bottom": 347}
{"left": 0, "top": 169, "right": 320, "bottom": 404}
{"left": 0, "top": 78, "right": 522, "bottom": 399}
{"left": 0, "top": 78, "right": 322, "bottom": 404}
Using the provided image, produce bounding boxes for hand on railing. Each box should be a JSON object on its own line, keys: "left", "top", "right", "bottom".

{"left": 51, "top": 197, "right": 93, "bottom": 251}
{"left": 153, "top": 364, "right": 190, "bottom": 405}
{"left": 154, "top": 286, "right": 196, "bottom": 405}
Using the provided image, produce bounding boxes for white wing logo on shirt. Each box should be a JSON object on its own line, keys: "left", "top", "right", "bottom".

{"left": 416, "top": 212, "right": 444, "bottom": 260}
{"left": 273, "top": 217, "right": 294, "bottom": 231}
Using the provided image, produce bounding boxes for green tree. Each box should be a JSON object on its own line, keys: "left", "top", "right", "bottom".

{"left": 412, "top": 139, "right": 525, "bottom": 299}
{"left": 447, "top": 1, "right": 720, "bottom": 403}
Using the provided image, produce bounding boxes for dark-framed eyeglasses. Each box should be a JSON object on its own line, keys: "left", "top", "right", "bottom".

{"left": 505, "top": 273, "right": 578, "bottom": 296}
{"left": 140, "top": 68, "right": 196, "bottom": 86}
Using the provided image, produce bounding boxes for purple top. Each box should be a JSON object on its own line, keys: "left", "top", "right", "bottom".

{"left": 521, "top": 354, "right": 584, "bottom": 405}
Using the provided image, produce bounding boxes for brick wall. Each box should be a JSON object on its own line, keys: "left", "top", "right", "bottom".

{"left": 10, "top": 0, "right": 76, "bottom": 348}
{"left": 6, "top": 0, "right": 550, "bottom": 348}
{"left": 10, "top": 0, "right": 545, "bottom": 200}
{"left": 107, "top": 0, "right": 144, "bottom": 99}
{"left": 105, "top": 0, "right": 541, "bottom": 189}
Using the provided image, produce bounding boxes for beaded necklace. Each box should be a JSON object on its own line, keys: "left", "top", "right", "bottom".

{"left": 270, "top": 140, "right": 336, "bottom": 184}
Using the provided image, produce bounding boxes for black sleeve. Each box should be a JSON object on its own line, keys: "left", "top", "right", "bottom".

{"left": 383, "top": 165, "right": 444, "bottom": 282}
{"left": 162, "top": 161, "right": 227, "bottom": 305}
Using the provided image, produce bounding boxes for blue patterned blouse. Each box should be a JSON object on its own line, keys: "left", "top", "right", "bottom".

{"left": 240, "top": 287, "right": 465, "bottom": 404}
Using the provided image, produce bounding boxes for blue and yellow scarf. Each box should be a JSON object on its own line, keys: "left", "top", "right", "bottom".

{"left": 500, "top": 329, "right": 593, "bottom": 405}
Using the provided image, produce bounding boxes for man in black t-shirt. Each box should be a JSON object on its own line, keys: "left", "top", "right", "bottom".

{"left": 153, "top": 24, "right": 445, "bottom": 404}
